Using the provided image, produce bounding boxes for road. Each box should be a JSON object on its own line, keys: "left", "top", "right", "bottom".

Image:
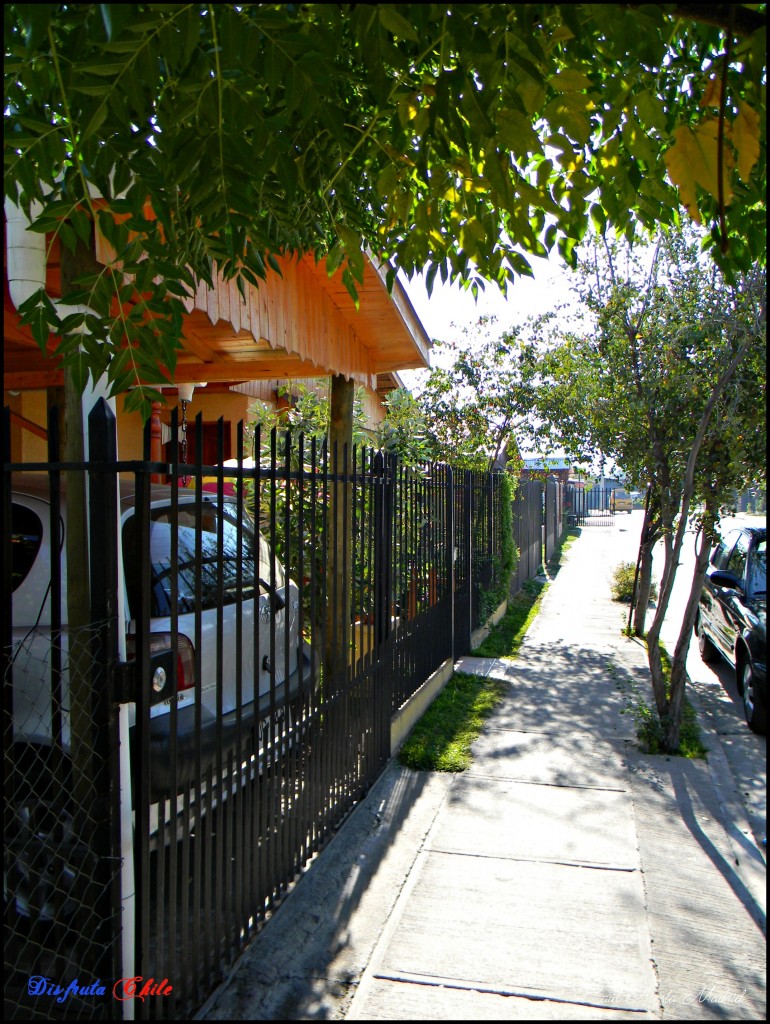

{"left": 600, "top": 509, "right": 766, "bottom": 856}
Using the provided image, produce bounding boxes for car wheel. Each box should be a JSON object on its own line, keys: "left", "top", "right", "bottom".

{"left": 740, "top": 661, "right": 767, "bottom": 735}
{"left": 697, "top": 616, "right": 720, "bottom": 664}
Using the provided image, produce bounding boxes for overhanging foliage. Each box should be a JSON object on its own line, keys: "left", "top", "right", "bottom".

{"left": 4, "top": 4, "right": 766, "bottom": 410}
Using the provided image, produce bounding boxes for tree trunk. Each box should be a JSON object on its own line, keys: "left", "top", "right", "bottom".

{"left": 645, "top": 616, "right": 668, "bottom": 722}
{"left": 632, "top": 539, "right": 655, "bottom": 635}
{"left": 663, "top": 529, "right": 713, "bottom": 751}
{"left": 60, "top": 236, "right": 101, "bottom": 827}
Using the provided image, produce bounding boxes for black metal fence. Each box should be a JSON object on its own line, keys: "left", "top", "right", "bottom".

{"left": 564, "top": 484, "right": 616, "bottom": 527}
{"left": 5, "top": 403, "right": 528, "bottom": 1020}
{"left": 510, "top": 479, "right": 544, "bottom": 595}
{"left": 544, "top": 476, "right": 563, "bottom": 563}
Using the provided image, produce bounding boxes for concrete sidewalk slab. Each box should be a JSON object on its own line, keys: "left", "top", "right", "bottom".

{"left": 628, "top": 752, "right": 766, "bottom": 1020}
{"left": 469, "top": 646, "right": 638, "bottom": 741}
{"left": 468, "top": 730, "right": 629, "bottom": 790}
{"left": 364, "top": 852, "right": 654, "bottom": 1011}
{"left": 427, "top": 776, "right": 638, "bottom": 868}
{"left": 352, "top": 981, "right": 654, "bottom": 1021}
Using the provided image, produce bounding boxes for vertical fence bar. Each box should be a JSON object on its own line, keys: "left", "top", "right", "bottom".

{"left": 134, "top": 422, "right": 152, "bottom": 1021}
{"left": 87, "top": 399, "right": 123, "bottom": 986}
{"left": 2, "top": 407, "right": 12, "bottom": 873}
{"left": 192, "top": 411, "right": 206, "bottom": 1008}
{"left": 231, "top": 419, "right": 245, "bottom": 958}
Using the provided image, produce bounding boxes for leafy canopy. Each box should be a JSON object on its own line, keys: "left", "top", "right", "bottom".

{"left": 528, "top": 229, "right": 766, "bottom": 518}
{"left": 4, "top": 4, "right": 766, "bottom": 409}
{"left": 415, "top": 325, "right": 532, "bottom": 472}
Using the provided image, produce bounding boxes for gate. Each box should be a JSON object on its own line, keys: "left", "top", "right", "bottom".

{"left": 565, "top": 485, "right": 615, "bottom": 526}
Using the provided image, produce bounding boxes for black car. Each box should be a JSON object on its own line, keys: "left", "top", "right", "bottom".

{"left": 695, "top": 526, "right": 766, "bottom": 734}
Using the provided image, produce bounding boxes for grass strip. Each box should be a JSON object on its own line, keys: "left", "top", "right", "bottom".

{"left": 472, "top": 577, "right": 547, "bottom": 659}
{"left": 398, "top": 671, "right": 509, "bottom": 772}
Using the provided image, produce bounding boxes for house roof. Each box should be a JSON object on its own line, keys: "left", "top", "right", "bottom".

{"left": 4, "top": 219, "right": 431, "bottom": 393}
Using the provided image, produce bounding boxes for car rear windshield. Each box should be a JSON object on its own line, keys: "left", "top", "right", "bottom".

{"left": 122, "top": 502, "right": 282, "bottom": 619}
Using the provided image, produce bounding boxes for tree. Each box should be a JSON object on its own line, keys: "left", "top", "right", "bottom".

{"left": 375, "top": 388, "right": 432, "bottom": 468}
{"left": 4, "top": 4, "right": 766, "bottom": 413}
{"left": 414, "top": 323, "right": 532, "bottom": 472}
{"left": 527, "top": 227, "right": 766, "bottom": 751}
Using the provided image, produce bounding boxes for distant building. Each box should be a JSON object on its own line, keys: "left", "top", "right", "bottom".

{"left": 520, "top": 457, "right": 571, "bottom": 486}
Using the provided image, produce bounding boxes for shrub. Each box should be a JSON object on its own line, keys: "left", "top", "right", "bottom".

{"left": 611, "top": 561, "right": 658, "bottom": 603}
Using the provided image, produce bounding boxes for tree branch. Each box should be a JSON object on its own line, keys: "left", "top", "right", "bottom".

{"left": 619, "top": 4, "right": 765, "bottom": 37}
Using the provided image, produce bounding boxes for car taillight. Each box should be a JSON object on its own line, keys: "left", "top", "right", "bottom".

{"left": 126, "top": 632, "right": 196, "bottom": 699}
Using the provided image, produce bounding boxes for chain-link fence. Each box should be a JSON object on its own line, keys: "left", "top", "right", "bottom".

{"left": 5, "top": 623, "right": 123, "bottom": 1020}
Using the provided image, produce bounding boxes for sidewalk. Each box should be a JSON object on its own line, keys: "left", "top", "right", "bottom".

{"left": 204, "top": 523, "right": 766, "bottom": 1021}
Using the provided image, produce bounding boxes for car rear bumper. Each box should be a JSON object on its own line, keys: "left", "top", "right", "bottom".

{"left": 133, "top": 652, "right": 316, "bottom": 802}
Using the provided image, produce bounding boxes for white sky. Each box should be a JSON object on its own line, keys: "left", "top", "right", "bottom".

{"left": 399, "top": 254, "right": 575, "bottom": 383}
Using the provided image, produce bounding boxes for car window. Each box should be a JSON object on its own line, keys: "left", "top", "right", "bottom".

{"left": 122, "top": 502, "right": 280, "bottom": 618}
{"left": 748, "top": 540, "right": 766, "bottom": 595}
{"left": 712, "top": 530, "right": 741, "bottom": 569}
{"left": 725, "top": 531, "right": 750, "bottom": 580}
{"left": 11, "top": 503, "right": 43, "bottom": 592}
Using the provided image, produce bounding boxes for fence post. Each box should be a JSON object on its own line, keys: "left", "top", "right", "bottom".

{"left": 453, "top": 469, "right": 473, "bottom": 658}
{"left": 446, "top": 466, "right": 455, "bottom": 661}
{"left": 87, "top": 398, "right": 123, "bottom": 981}
{"left": 2, "top": 407, "right": 12, "bottom": 817}
{"left": 373, "top": 450, "right": 388, "bottom": 646}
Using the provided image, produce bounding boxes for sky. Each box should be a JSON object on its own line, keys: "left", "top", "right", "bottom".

{"left": 398, "top": 254, "right": 575, "bottom": 388}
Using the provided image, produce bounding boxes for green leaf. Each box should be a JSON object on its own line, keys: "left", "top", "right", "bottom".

{"left": 266, "top": 254, "right": 282, "bottom": 276}
{"left": 733, "top": 103, "right": 760, "bottom": 183}
{"left": 99, "top": 5, "right": 134, "bottom": 42}
{"left": 325, "top": 244, "right": 344, "bottom": 276}
{"left": 553, "top": 69, "right": 592, "bottom": 93}
{"left": 378, "top": 6, "right": 419, "bottom": 41}
{"left": 590, "top": 203, "right": 607, "bottom": 236}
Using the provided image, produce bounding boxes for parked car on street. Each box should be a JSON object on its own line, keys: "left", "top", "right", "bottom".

{"left": 8, "top": 474, "right": 315, "bottom": 918}
{"left": 610, "top": 488, "right": 633, "bottom": 514}
{"left": 695, "top": 526, "right": 766, "bottom": 734}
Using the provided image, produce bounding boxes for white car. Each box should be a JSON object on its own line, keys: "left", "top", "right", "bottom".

{"left": 8, "top": 474, "right": 315, "bottom": 916}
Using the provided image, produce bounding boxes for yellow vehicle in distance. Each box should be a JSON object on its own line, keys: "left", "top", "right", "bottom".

{"left": 610, "top": 488, "right": 633, "bottom": 514}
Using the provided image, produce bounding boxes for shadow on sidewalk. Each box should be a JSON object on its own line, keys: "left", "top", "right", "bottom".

{"left": 205, "top": 764, "right": 447, "bottom": 1020}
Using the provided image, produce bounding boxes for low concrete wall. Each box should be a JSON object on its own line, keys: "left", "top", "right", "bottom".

{"left": 390, "top": 657, "right": 454, "bottom": 756}
{"left": 470, "top": 598, "right": 508, "bottom": 651}
{"left": 389, "top": 597, "right": 508, "bottom": 756}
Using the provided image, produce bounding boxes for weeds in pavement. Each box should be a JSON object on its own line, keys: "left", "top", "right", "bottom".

{"left": 614, "top": 641, "right": 708, "bottom": 759}
{"left": 611, "top": 561, "right": 658, "bottom": 603}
